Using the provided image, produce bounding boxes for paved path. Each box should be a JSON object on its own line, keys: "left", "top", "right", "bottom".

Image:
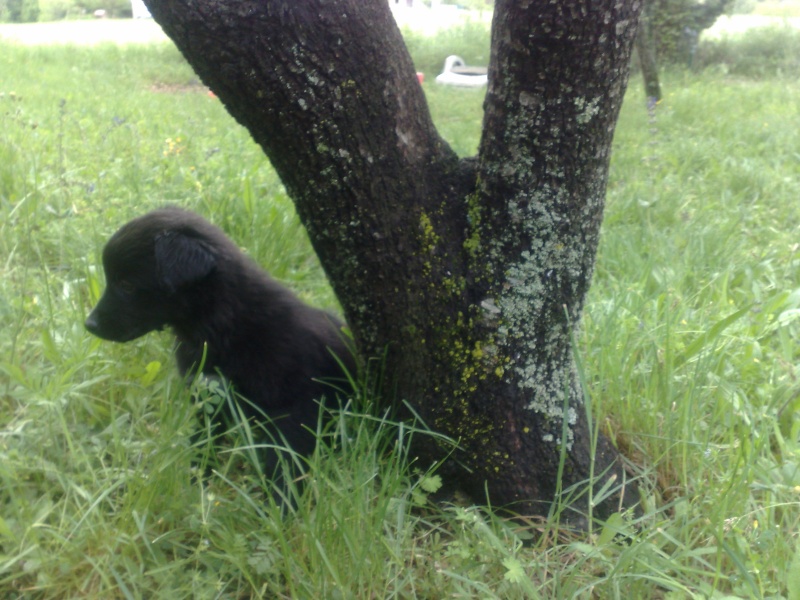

{"left": 1, "top": 12, "right": 795, "bottom": 47}
{"left": 0, "top": 8, "right": 491, "bottom": 46}
{"left": 705, "top": 14, "right": 800, "bottom": 38}
{"left": 0, "top": 5, "right": 476, "bottom": 45}
{"left": 0, "top": 19, "right": 169, "bottom": 45}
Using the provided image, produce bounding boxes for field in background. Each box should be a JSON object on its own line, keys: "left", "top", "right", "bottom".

{"left": 0, "top": 5, "right": 492, "bottom": 45}
{"left": 1, "top": 4, "right": 800, "bottom": 46}
{"left": 1, "top": 21, "right": 799, "bottom": 599}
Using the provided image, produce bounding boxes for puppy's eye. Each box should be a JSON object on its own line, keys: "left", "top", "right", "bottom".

{"left": 118, "top": 280, "right": 135, "bottom": 294}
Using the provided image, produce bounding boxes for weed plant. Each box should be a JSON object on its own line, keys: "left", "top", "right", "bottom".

{"left": 1, "top": 28, "right": 799, "bottom": 599}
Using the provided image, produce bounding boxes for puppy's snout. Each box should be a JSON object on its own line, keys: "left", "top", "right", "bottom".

{"left": 85, "top": 311, "right": 100, "bottom": 334}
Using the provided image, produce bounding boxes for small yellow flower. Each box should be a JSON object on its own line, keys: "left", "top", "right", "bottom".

{"left": 163, "top": 137, "right": 185, "bottom": 156}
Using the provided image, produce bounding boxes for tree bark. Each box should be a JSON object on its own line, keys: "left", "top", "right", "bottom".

{"left": 143, "top": 0, "right": 642, "bottom": 522}
{"left": 637, "top": 2, "right": 662, "bottom": 103}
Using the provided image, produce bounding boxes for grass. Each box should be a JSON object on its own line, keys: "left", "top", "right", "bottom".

{"left": 697, "top": 25, "right": 800, "bottom": 77}
{"left": 1, "top": 27, "right": 799, "bottom": 598}
{"left": 588, "top": 69, "right": 800, "bottom": 598}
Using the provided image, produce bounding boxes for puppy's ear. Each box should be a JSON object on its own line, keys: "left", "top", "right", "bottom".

{"left": 155, "top": 230, "right": 216, "bottom": 292}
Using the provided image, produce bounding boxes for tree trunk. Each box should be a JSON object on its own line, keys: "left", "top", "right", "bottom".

{"left": 637, "top": 2, "right": 662, "bottom": 103}
{"left": 649, "top": 0, "right": 733, "bottom": 65}
{"left": 143, "top": 0, "right": 643, "bottom": 522}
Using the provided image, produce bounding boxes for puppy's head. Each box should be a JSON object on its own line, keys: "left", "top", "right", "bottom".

{"left": 85, "top": 208, "right": 218, "bottom": 342}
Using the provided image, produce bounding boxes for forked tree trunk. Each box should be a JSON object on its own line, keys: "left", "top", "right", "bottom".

{"left": 143, "top": 0, "right": 643, "bottom": 522}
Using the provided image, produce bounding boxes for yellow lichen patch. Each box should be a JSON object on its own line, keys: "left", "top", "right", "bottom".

{"left": 418, "top": 211, "right": 440, "bottom": 254}
{"left": 463, "top": 191, "right": 483, "bottom": 258}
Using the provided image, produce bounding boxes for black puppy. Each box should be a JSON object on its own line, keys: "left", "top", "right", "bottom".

{"left": 85, "top": 207, "right": 354, "bottom": 474}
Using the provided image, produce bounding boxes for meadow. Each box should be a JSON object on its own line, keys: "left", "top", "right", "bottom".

{"left": 1, "top": 24, "right": 799, "bottom": 599}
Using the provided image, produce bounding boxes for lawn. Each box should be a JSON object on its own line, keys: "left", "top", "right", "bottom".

{"left": 1, "top": 27, "right": 799, "bottom": 599}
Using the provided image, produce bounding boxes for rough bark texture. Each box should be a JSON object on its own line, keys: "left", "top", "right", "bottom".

{"left": 143, "top": 0, "right": 642, "bottom": 522}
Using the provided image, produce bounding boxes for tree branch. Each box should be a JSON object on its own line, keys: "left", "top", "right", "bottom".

{"left": 144, "top": 0, "right": 465, "bottom": 356}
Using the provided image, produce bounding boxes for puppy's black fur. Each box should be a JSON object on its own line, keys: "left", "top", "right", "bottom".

{"left": 85, "top": 207, "right": 354, "bottom": 473}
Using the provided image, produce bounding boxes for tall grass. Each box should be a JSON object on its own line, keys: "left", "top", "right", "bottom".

{"left": 1, "top": 27, "right": 799, "bottom": 598}
{"left": 587, "top": 68, "right": 800, "bottom": 598}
